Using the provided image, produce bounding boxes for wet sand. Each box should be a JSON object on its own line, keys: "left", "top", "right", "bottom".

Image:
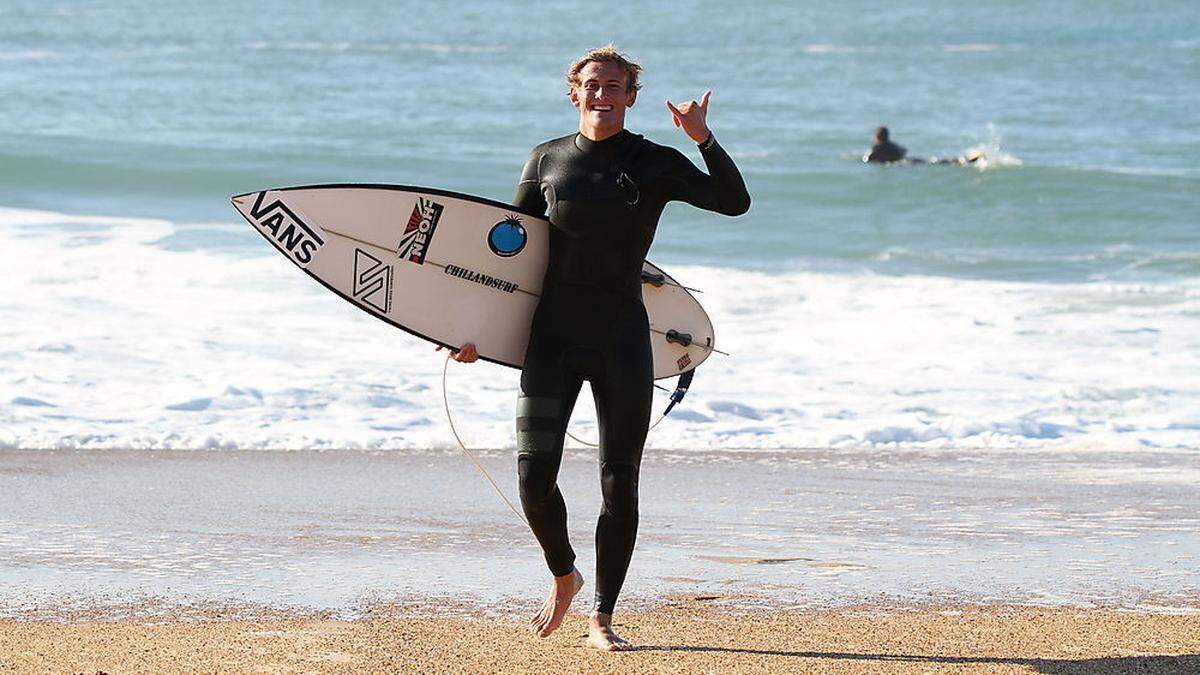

{"left": 2, "top": 447, "right": 1197, "bottom": 613}
{"left": 1, "top": 601, "right": 1197, "bottom": 673}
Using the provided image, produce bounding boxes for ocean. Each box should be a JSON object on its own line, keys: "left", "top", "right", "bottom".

{"left": 2, "top": 0, "right": 1197, "bottom": 451}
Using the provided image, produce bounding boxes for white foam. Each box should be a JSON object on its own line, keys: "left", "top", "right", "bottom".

{"left": 248, "top": 41, "right": 509, "bottom": 54}
{"left": 0, "top": 50, "right": 55, "bottom": 61}
{"left": 803, "top": 44, "right": 857, "bottom": 54}
{"left": 943, "top": 43, "right": 1003, "bottom": 52}
{"left": 1, "top": 206, "right": 1197, "bottom": 451}
{"left": 967, "top": 124, "right": 1023, "bottom": 169}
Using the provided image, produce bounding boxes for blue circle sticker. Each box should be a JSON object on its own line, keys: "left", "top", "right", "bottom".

{"left": 488, "top": 216, "right": 527, "bottom": 257}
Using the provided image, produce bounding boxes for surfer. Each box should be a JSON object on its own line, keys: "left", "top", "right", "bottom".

{"left": 863, "top": 126, "right": 983, "bottom": 165}
{"left": 445, "top": 45, "right": 749, "bottom": 651}
{"left": 864, "top": 125, "right": 908, "bottom": 163}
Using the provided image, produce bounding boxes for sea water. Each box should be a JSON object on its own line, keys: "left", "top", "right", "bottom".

{"left": 1, "top": 0, "right": 1197, "bottom": 451}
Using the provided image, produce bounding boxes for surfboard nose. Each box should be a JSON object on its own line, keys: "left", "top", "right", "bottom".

{"left": 230, "top": 192, "right": 255, "bottom": 206}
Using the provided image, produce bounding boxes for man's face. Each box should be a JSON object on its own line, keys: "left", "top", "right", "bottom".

{"left": 569, "top": 61, "right": 637, "bottom": 129}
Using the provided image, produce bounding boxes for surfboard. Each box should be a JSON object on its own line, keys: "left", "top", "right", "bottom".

{"left": 230, "top": 184, "right": 717, "bottom": 380}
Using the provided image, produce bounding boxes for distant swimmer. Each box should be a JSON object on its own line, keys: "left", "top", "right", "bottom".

{"left": 864, "top": 125, "right": 908, "bottom": 163}
{"left": 863, "top": 126, "right": 983, "bottom": 166}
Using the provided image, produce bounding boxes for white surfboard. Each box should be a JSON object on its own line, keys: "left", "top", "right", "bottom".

{"left": 230, "top": 184, "right": 718, "bottom": 380}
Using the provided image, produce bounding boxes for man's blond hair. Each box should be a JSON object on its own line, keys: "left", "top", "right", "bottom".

{"left": 565, "top": 45, "right": 642, "bottom": 93}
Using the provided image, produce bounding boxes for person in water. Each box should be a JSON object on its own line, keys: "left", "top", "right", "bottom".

{"left": 441, "top": 45, "right": 750, "bottom": 651}
{"left": 863, "top": 125, "right": 983, "bottom": 165}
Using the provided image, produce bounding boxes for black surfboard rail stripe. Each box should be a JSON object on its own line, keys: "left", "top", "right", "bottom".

{"left": 316, "top": 224, "right": 543, "bottom": 300}
{"left": 232, "top": 185, "right": 702, "bottom": 294}
{"left": 319, "top": 222, "right": 724, "bottom": 355}
{"left": 319, "top": 223, "right": 703, "bottom": 304}
{"left": 231, "top": 183, "right": 548, "bottom": 221}
{"left": 230, "top": 184, "right": 721, "bottom": 376}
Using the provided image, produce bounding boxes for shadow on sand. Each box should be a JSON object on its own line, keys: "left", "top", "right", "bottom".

{"left": 632, "top": 645, "right": 1199, "bottom": 674}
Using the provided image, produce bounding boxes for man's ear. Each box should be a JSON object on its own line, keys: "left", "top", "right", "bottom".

{"left": 626, "top": 88, "right": 638, "bottom": 108}
{"left": 568, "top": 87, "right": 581, "bottom": 109}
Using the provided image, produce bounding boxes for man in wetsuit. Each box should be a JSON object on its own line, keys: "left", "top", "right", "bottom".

{"left": 863, "top": 125, "right": 983, "bottom": 165}
{"left": 446, "top": 45, "right": 749, "bottom": 651}
{"left": 864, "top": 125, "right": 908, "bottom": 163}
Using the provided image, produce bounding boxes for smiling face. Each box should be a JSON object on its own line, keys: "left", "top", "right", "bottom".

{"left": 569, "top": 60, "right": 638, "bottom": 141}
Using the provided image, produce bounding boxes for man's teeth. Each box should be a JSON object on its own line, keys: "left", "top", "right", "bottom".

{"left": 592, "top": 105, "right": 613, "bottom": 111}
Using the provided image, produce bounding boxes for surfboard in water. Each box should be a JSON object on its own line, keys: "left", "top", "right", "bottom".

{"left": 230, "top": 184, "right": 718, "bottom": 380}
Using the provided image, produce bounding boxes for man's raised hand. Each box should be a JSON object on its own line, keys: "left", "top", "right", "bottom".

{"left": 665, "top": 90, "right": 712, "bottom": 144}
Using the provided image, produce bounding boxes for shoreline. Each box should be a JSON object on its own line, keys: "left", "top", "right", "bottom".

{"left": 1, "top": 599, "right": 1197, "bottom": 674}
{"left": 2, "top": 447, "right": 1197, "bottom": 617}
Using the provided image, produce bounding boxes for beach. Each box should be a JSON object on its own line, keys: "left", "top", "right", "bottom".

{"left": 3, "top": 603, "right": 1198, "bottom": 673}
{"left": 2, "top": 1, "right": 1198, "bottom": 672}
{"left": 2, "top": 448, "right": 1198, "bottom": 671}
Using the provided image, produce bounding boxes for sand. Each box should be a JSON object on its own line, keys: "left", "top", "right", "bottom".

{"left": 1, "top": 601, "right": 1197, "bottom": 674}
{"left": 3, "top": 449, "right": 1198, "bottom": 673}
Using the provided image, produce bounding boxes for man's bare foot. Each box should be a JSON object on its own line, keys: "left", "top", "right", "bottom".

{"left": 530, "top": 568, "right": 584, "bottom": 638}
{"left": 586, "top": 611, "right": 632, "bottom": 651}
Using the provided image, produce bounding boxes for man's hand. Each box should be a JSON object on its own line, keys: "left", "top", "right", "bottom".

{"left": 436, "top": 342, "right": 478, "bottom": 363}
{"left": 665, "top": 90, "right": 712, "bottom": 144}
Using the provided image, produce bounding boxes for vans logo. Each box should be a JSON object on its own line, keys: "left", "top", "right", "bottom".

{"left": 247, "top": 191, "right": 325, "bottom": 266}
{"left": 353, "top": 249, "right": 393, "bottom": 313}
{"left": 397, "top": 197, "right": 443, "bottom": 264}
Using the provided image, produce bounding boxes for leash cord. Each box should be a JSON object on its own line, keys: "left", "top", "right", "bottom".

{"left": 441, "top": 354, "right": 528, "bottom": 527}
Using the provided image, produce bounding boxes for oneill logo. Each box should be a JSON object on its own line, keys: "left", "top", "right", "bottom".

{"left": 353, "top": 249, "right": 393, "bottom": 313}
{"left": 443, "top": 264, "right": 519, "bottom": 294}
{"left": 397, "top": 197, "right": 444, "bottom": 264}
{"left": 676, "top": 353, "right": 692, "bottom": 371}
{"left": 247, "top": 191, "right": 325, "bottom": 266}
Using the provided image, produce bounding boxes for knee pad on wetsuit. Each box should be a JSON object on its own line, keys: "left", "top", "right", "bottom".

{"left": 516, "top": 395, "right": 564, "bottom": 502}
{"left": 516, "top": 395, "right": 563, "bottom": 455}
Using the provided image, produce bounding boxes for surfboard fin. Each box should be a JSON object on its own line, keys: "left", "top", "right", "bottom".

{"left": 663, "top": 370, "right": 695, "bottom": 416}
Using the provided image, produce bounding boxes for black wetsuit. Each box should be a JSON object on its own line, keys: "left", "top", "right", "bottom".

{"left": 865, "top": 141, "right": 979, "bottom": 166}
{"left": 513, "top": 129, "right": 749, "bottom": 614}
{"left": 865, "top": 140, "right": 908, "bottom": 163}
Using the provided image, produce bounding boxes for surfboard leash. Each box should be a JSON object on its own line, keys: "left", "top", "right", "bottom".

{"left": 441, "top": 354, "right": 529, "bottom": 528}
{"left": 565, "top": 411, "right": 669, "bottom": 447}
{"left": 444, "top": 356, "right": 685, "bottom": 449}
{"left": 564, "top": 366, "right": 695, "bottom": 446}
{"left": 442, "top": 356, "right": 695, "bottom": 511}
